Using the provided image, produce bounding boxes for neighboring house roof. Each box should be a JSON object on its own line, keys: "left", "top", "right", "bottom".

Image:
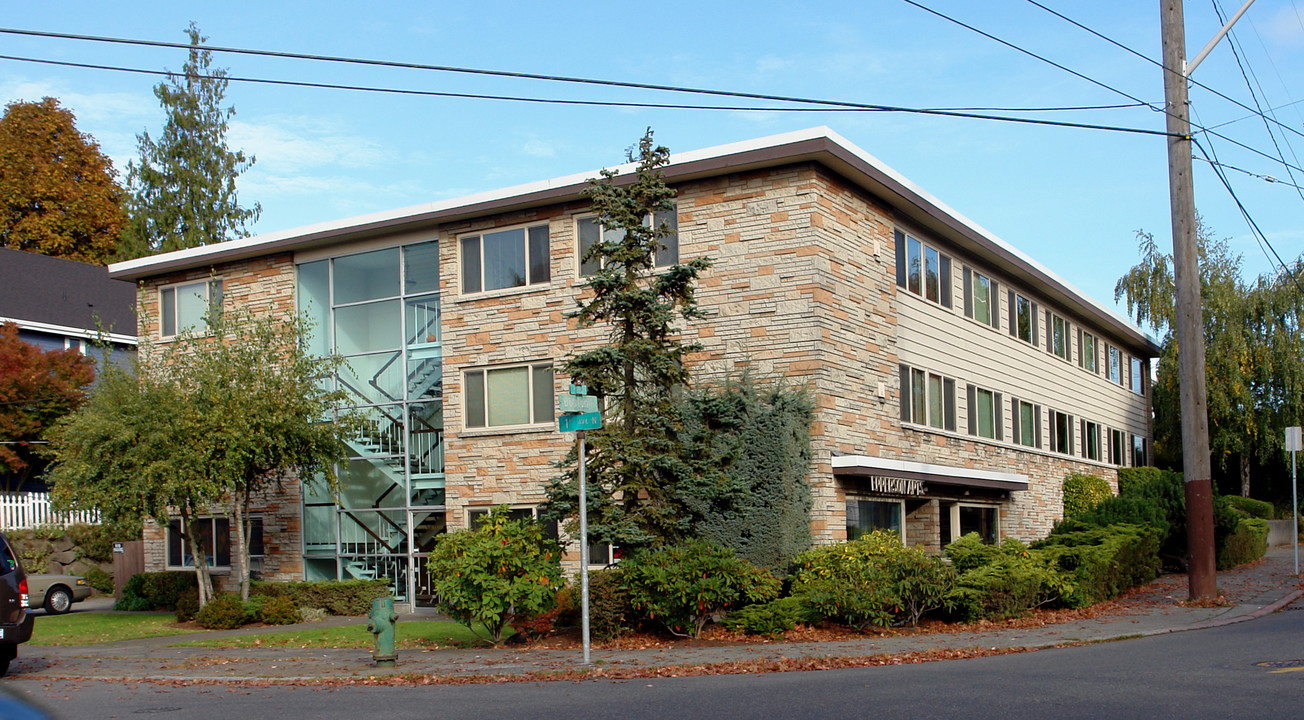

{"left": 106, "top": 127, "right": 1159, "bottom": 355}
{"left": 0, "top": 247, "right": 137, "bottom": 343}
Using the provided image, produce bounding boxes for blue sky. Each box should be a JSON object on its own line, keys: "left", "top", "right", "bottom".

{"left": 3, "top": 1, "right": 1302, "bottom": 325}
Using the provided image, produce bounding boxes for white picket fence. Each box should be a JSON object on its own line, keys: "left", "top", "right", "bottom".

{"left": 0, "top": 492, "right": 100, "bottom": 530}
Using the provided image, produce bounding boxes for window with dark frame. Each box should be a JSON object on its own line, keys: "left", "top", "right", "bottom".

{"left": 160, "top": 279, "right": 223, "bottom": 338}
{"left": 577, "top": 206, "right": 679, "bottom": 276}
{"left": 899, "top": 364, "right": 956, "bottom": 431}
{"left": 1011, "top": 397, "right": 1041, "bottom": 449}
{"left": 460, "top": 224, "right": 550, "bottom": 294}
{"left": 1008, "top": 290, "right": 1037, "bottom": 345}
{"left": 895, "top": 230, "right": 952, "bottom": 309}
{"left": 966, "top": 384, "right": 1003, "bottom": 440}
{"left": 962, "top": 266, "right": 1000, "bottom": 328}
{"left": 1050, "top": 409, "right": 1074, "bottom": 454}
{"left": 464, "top": 363, "right": 554, "bottom": 429}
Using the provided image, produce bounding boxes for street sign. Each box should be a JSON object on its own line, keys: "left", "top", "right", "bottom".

{"left": 569, "top": 383, "right": 588, "bottom": 396}
{"left": 1287, "top": 426, "right": 1302, "bottom": 452}
{"left": 559, "top": 394, "right": 600, "bottom": 414}
{"left": 558, "top": 412, "right": 602, "bottom": 432}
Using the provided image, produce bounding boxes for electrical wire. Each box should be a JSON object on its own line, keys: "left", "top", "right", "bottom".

{"left": 1212, "top": 1, "right": 1304, "bottom": 210}
{"left": 1195, "top": 155, "right": 1304, "bottom": 191}
{"left": 0, "top": 27, "right": 1160, "bottom": 118}
{"left": 0, "top": 54, "right": 1177, "bottom": 137}
{"left": 904, "top": 0, "right": 1304, "bottom": 175}
{"left": 1193, "top": 136, "right": 1304, "bottom": 298}
{"left": 1023, "top": 0, "right": 1304, "bottom": 143}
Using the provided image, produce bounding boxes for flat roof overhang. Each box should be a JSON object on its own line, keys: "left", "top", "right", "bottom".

{"left": 108, "top": 127, "right": 1160, "bottom": 356}
{"left": 832, "top": 454, "right": 1031, "bottom": 493}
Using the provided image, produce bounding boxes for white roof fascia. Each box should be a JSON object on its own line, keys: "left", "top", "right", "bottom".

{"left": 831, "top": 454, "right": 1030, "bottom": 489}
{"left": 0, "top": 316, "right": 137, "bottom": 346}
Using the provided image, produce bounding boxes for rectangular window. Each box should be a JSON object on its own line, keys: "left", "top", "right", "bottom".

{"left": 1008, "top": 290, "right": 1037, "bottom": 345}
{"left": 464, "top": 363, "right": 554, "bottom": 429}
{"left": 166, "top": 517, "right": 234, "bottom": 568}
{"left": 899, "top": 364, "right": 956, "bottom": 431}
{"left": 963, "top": 267, "right": 1000, "bottom": 329}
{"left": 160, "top": 279, "right": 223, "bottom": 338}
{"left": 1108, "top": 346, "right": 1122, "bottom": 384}
{"left": 1083, "top": 420, "right": 1101, "bottom": 461}
{"left": 1050, "top": 410, "right": 1074, "bottom": 454}
{"left": 1110, "top": 428, "right": 1126, "bottom": 466}
{"left": 966, "top": 384, "right": 1002, "bottom": 440}
{"left": 1132, "top": 434, "right": 1147, "bottom": 467}
{"left": 847, "top": 498, "right": 904, "bottom": 542}
{"left": 460, "top": 224, "right": 550, "bottom": 294}
{"left": 1050, "top": 312, "right": 1069, "bottom": 361}
{"left": 1010, "top": 398, "right": 1040, "bottom": 449}
{"left": 950, "top": 504, "right": 999, "bottom": 545}
{"left": 1080, "top": 330, "right": 1098, "bottom": 373}
{"left": 576, "top": 206, "right": 679, "bottom": 277}
{"left": 468, "top": 507, "right": 561, "bottom": 542}
{"left": 895, "top": 230, "right": 952, "bottom": 308}
{"left": 1130, "top": 356, "right": 1144, "bottom": 394}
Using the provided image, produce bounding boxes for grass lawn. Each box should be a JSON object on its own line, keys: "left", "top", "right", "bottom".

{"left": 29, "top": 613, "right": 203, "bottom": 646}
{"left": 172, "top": 620, "right": 502, "bottom": 649}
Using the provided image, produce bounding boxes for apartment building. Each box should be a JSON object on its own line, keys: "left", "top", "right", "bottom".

{"left": 108, "top": 128, "right": 1157, "bottom": 604}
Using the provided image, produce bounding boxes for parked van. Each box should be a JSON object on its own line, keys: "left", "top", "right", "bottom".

{"left": 0, "top": 532, "right": 35, "bottom": 676}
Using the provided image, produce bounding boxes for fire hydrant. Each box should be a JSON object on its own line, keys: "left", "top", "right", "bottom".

{"left": 367, "top": 596, "right": 399, "bottom": 667}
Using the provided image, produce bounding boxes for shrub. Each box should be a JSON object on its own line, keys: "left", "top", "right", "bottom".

{"left": 790, "top": 531, "right": 955, "bottom": 629}
{"left": 174, "top": 591, "right": 200, "bottom": 622}
{"left": 298, "top": 607, "right": 327, "bottom": 623}
{"left": 258, "top": 596, "right": 301, "bottom": 625}
{"left": 1032, "top": 523, "right": 1161, "bottom": 607}
{"left": 621, "top": 539, "right": 780, "bottom": 638}
{"left": 195, "top": 593, "right": 251, "bottom": 630}
{"left": 426, "top": 506, "right": 564, "bottom": 646}
{"left": 64, "top": 523, "right": 120, "bottom": 564}
{"left": 84, "top": 566, "right": 113, "bottom": 594}
{"left": 946, "top": 536, "right": 1069, "bottom": 621}
{"left": 587, "top": 568, "right": 634, "bottom": 642}
{"left": 114, "top": 571, "right": 197, "bottom": 611}
{"left": 1222, "top": 495, "right": 1275, "bottom": 519}
{"left": 1216, "top": 517, "right": 1269, "bottom": 570}
{"left": 1063, "top": 473, "right": 1112, "bottom": 520}
{"left": 253, "top": 579, "right": 389, "bottom": 616}
{"left": 721, "top": 596, "right": 814, "bottom": 637}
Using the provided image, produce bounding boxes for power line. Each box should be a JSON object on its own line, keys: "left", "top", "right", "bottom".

{"left": 1193, "top": 136, "right": 1304, "bottom": 299}
{"left": 0, "top": 27, "right": 1163, "bottom": 119}
{"left": 1212, "top": 0, "right": 1304, "bottom": 209}
{"left": 1195, "top": 155, "right": 1304, "bottom": 191}
{"left": 904, "top": 0, "right": 1304, "bottom": 175}
{"left": 1023, "top": 0, "right": 1304, "bottom": 143}
{"left": 0, "top": 54, "right": 1176, "bottom": 137}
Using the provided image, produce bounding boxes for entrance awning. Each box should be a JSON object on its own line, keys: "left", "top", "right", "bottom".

{"left": 832, "top": 454, "right": 1030, "bottom": 493}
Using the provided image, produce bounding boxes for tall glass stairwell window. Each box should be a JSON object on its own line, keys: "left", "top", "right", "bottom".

{"left": 295, "top": 239, "right": 444, "bottom": 605}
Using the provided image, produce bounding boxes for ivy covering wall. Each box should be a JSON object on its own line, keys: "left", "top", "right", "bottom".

{"left": 677, "top": 374, "right": 814, "bottom": 574}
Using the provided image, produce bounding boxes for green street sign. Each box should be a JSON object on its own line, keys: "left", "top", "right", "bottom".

{"left": 569, "top": 383, "right": 588, "bottom": 396}
{"left": 558, "top": 412, "right": 602, "bottom": 432}
{"left": 559, "top": 394, "right": 600, "bottom": 414}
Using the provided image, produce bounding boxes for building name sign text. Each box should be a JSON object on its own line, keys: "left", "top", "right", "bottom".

{"left": 868, "top": 476, "right": 926, "bottom": 497}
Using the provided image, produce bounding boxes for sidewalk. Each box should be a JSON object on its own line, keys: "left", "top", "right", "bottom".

{"left": 14, "top": 545, "right": 1303, "bottom": 684}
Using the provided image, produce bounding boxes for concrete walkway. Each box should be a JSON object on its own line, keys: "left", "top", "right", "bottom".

{"left": 12, "top": 546, "right": 1303, "bottom": 684}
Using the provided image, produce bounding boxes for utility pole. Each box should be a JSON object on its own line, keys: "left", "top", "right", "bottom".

{"left": 1160, "top": 0, "right": 1217, "bottom": 600}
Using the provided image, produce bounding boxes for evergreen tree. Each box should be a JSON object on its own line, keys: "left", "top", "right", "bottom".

{"left": 543, "top": 129, "right": 712, "bottom": 547}
{"left": 120, "top": 23, "right": 259, "bottom": 259}
{"left": 0, "top": 97, "right": 127, "bottom": 264}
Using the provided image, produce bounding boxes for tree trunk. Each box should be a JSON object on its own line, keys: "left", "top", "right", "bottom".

{"left": 1240, "top": 452, "right": 1251, "bottom": 497}
{"left": 181, "top": 507, "right": 215, "bottom": 606}
{"left": 232, "top": 498, "right": 248, "bottom": 602}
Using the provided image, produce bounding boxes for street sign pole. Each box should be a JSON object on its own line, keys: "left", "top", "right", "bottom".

{"left": 1288, "top": 426, "right": 1301, "bottom": 576}
{"left": 578, "top": 429, "right": 591, "bottom": 664}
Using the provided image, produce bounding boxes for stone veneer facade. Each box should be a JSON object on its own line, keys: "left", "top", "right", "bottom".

{"left": 129, "top": 137, "right": 1150, "bottom": 587}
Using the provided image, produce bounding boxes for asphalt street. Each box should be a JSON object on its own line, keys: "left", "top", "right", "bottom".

{"left": 8, "top": 598, "right": 1303, "bottom": 720}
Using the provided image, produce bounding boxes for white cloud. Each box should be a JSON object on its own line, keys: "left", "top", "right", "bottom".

{"left": 522, "top": 138, "right": 556, "bottom": 158}
{"left": 227, "top": 116, "right": 388, "bottom": 174}
{"left": 1260, "top": 6, "right": 1304, "bottom": 49}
